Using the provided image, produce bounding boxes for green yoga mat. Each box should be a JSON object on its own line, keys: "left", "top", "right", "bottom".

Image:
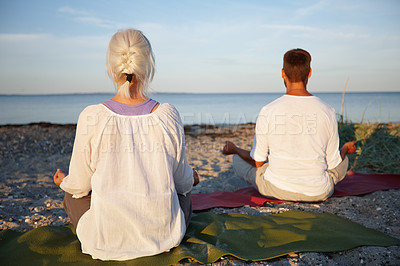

{"left": 1, "top": 210, "right": 399, "bottom": 265}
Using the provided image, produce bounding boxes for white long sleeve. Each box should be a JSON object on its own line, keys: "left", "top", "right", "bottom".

{"left": 60, "top": 106, "right": 99, "bottom": 198}
{"left": 60, "top": 103, "right": 192, "bottom": 261}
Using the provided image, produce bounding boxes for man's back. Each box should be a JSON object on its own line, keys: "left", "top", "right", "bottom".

{"left": 222, "top": 48, "right": 352, "bottom": 202}
{"left": 251, "top": 95, "right": 342, "bottom": 196}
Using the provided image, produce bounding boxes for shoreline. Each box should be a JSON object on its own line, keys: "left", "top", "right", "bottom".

{"left": 0, "top": 122, "right": 399, "bottom": 264}
{"left": 1, "top": 91, "right": 399, "bottom": 96}
{"left": 1, "top": 121, "right": 398, "bottom": 126}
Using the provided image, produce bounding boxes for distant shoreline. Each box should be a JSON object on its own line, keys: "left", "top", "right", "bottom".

{"left": 1, "top": 121, "right": 398, "bottom": 128}
{"left": 1, "top": 91, "right": 400, "bottom": 97}
{"left": 1, "top": 92, "right": 399, "bottom": 124}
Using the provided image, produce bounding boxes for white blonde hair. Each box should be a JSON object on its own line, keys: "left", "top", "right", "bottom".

{"left": 106, "top": 29, "right": 155, "bottom": 98}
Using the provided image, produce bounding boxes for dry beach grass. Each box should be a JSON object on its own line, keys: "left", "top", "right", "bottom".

{"left": 0, "top": 122, "right": 399, "bottom": 265}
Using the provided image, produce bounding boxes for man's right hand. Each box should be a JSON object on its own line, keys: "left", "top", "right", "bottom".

{"left": 340, "top": 141, "right": 356, "bottom": 160}
{"left": 343, "top": 141, "right": 356, "bottom": 154}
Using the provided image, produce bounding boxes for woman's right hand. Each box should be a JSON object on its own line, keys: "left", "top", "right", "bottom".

{"left": 54, "top": 168, "right": 66, "bottom": 186}
{"left": 193, "top": 168, "right": 200, "bottom": 186}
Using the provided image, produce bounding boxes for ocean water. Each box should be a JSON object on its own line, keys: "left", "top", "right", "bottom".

{"left": 0, "top": 92, "right": 399, "bottom": 125}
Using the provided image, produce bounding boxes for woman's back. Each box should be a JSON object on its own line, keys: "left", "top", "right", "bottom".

{"left": 55, "top": 29, "right": 196, "bottom": 261}
{"left": 61, "top": 103, "right": 193, "bottom": 260}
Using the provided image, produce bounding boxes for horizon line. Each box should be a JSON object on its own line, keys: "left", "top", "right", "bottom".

{"left": 1, "top": 91, "right": 399, "bottom": 96}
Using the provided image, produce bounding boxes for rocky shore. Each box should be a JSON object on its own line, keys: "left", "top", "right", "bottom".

{"left": 0, "top": 123, "right": 399, "bottom": 265}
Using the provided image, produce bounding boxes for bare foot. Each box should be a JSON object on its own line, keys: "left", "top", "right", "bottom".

{"left": 222, "top": 141, "right": 237, "bottom": 155}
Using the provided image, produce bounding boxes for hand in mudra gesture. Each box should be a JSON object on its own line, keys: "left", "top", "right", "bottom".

{"left": 53, "top": 169, "right": 66, "bottom": 186}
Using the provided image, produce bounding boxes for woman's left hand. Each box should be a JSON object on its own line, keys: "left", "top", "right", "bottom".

{"left": 54, "top": 168, "right": 66, "bottom": 186}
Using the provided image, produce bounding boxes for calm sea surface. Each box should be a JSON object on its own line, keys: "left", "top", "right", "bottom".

{"left": 0, "top": 92, "right": 399, "bottom": 125}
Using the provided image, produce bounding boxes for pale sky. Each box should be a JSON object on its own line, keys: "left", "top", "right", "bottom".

{"left": 0, "top": 0, "right": 399, "bottom": 94}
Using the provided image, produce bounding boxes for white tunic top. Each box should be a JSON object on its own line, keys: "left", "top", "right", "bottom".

{"left": 250, "top": 95, "right": 342, "bottom": 196}
{"left": 60, "top": 103, "right": 193, "bottom": 261}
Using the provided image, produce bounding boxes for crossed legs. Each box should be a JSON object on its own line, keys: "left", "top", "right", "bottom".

{"left": 223, "top": 141, "right": 355, "bottom": 201}
{"left": 63, "top": 192, "right": 193, "bottom": 229}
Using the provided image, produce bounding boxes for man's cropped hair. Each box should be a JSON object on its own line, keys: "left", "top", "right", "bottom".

{"left": 283, "top": 49, "right": 311, "bottom": 82}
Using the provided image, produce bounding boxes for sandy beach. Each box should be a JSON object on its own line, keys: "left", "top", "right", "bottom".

{"left": 0, "top": 122, "right": 399, "bottom": 265}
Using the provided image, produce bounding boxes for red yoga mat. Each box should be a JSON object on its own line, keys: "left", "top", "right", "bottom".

{"left": 192, "top": 172, "right": 400, "bottom": 211}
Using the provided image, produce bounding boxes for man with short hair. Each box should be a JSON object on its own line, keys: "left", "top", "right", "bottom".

{"left": 222, "top": 48, "right": 355, "bottom": 202}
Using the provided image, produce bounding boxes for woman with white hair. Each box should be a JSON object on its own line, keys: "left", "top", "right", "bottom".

{"left": 53, "top": 29, "right": 199, "bottom": 261}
